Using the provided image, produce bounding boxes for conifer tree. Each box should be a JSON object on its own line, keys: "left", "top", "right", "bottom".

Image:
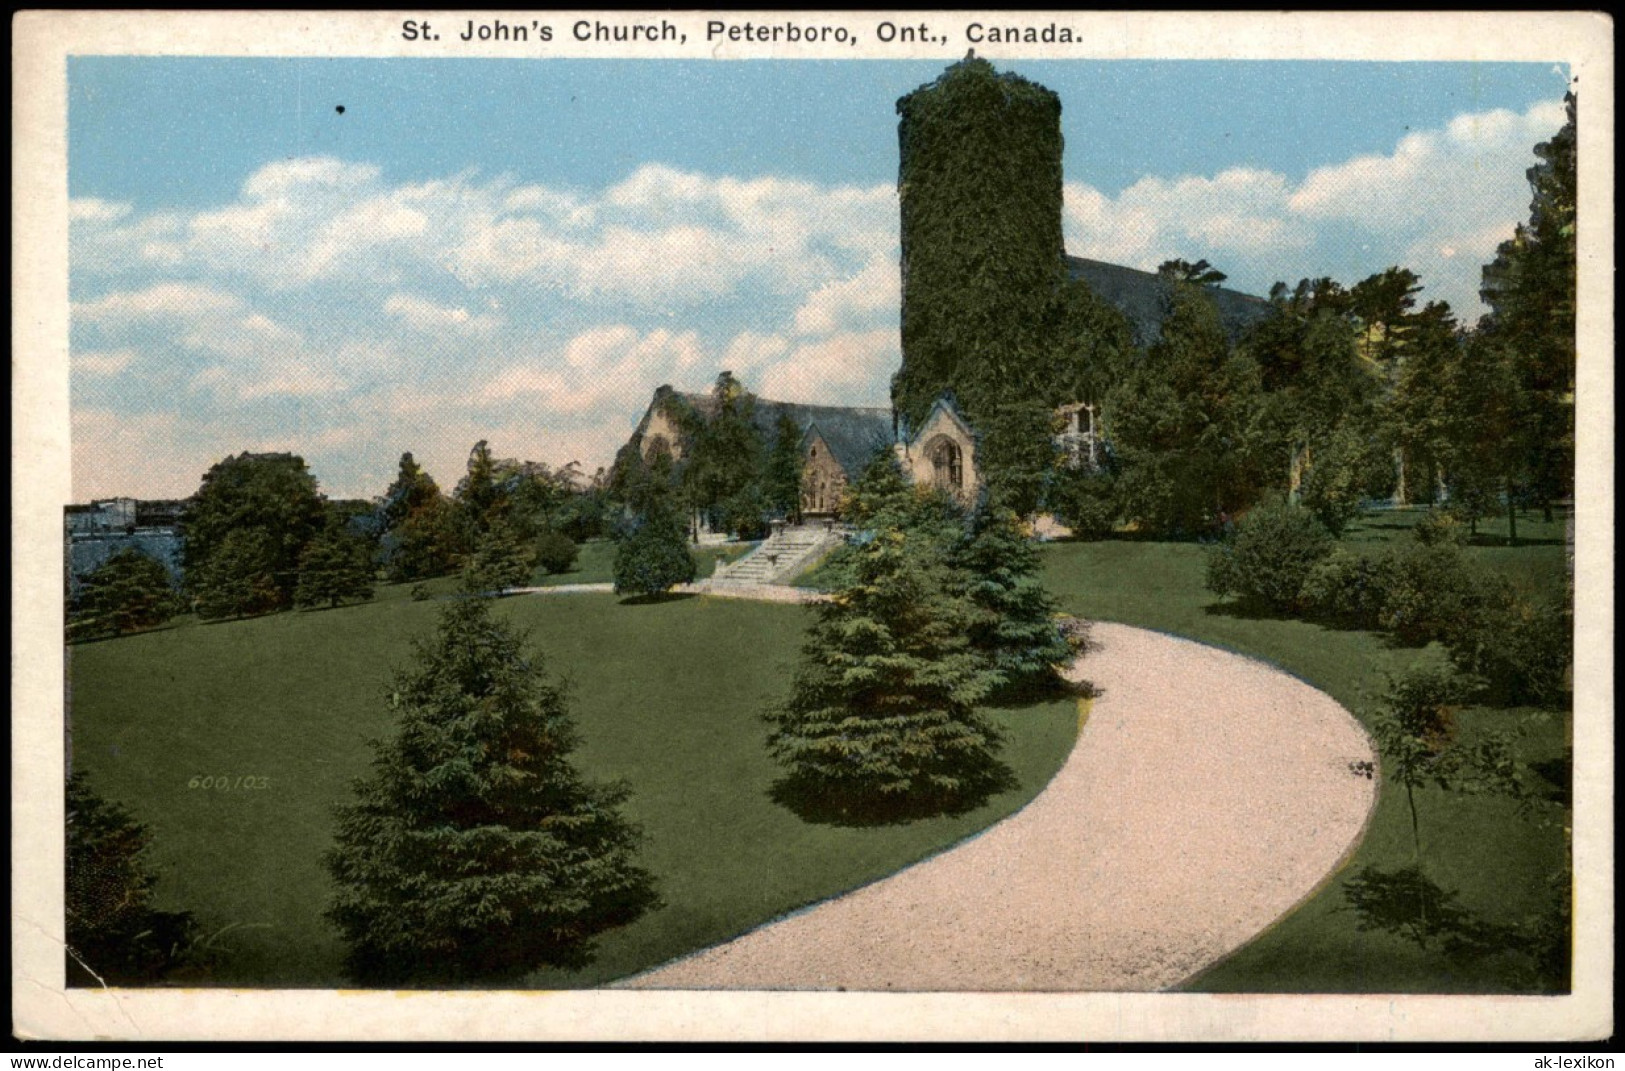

{"left": 324, "top": 596, "right": 659, "bottom": 984}
{"left": 68, "top": 548, "right": 177, "bottom": 640}
{"left": 767, "top": 519, "right": 1002, "bottom": 812}
{"left": 463, "top": 519, "right": 536, "bottom": 594}
{"left": 295, "top": 524, "right": 376, "bottom": 609}
{"left": 189, "top": 528, "right": 281, "bottom": 620}
{"left": 66, "top": 773, "right": 197, "bottom": 984}
{"left": 763, "top": 410, "right": 806, "bottom": 522}
{"left": 951, "top": 501, "right": 1074, "bottom": 696}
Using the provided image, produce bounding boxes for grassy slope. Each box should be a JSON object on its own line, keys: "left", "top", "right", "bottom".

{"left": 1039, "top": 508, "right": 1570, "bottom": 993}
{"left": 523, "top": 538, "right": 758, "bottom": 588}
{"left": 68, "top": 589, "right": 1077, "bottom": 988}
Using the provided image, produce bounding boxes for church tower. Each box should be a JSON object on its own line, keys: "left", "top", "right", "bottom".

{"left": 892, "top": 54, "right": 1067, "bottom": 433}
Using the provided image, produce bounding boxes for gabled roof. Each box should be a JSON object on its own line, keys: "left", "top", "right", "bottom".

{"left": 1066, "top": 255, "right": 1270, "bottom": 346}
{"left": 643, "top": 388, "right": 894, "bottom": 479}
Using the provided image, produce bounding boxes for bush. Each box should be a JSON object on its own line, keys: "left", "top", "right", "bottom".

{"left": 1375, "top": 542, "right": 1492, "bottom": 647}
{"left": 1440, "top": 591, "right": 1572, "bottom": 707}
{"left": 68, "top": 548, "right": 177, "bottom": 641}
{"left": 1046, "top": 469, "right": 1117, "bottom": 540}
{"left": 1204, "top": 499, "right": 1333, "bottom": 613}
{"left": 1414, "top": 508, "right": 1470, "bottom": 546}
{"left": 612, "top": 507, "right": 696, "bottom": 598}
{"left": 534, "top": 530, "right": 580, "bottom": 575}
{"left": 1300, "top": 548, "right": 1387, "bottom": 630}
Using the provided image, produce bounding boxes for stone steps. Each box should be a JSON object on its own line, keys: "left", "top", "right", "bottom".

{"left": 709, "top": 523, "right": 847, "bottom": 588}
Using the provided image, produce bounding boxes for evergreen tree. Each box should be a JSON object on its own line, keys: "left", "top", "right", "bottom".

{"left": 66, "top": 773, "right": 197, "bottom": 985}
{"left": 682, "top": 372, "right": 767, "bottom": 536}
{"left": 68, "top": 548, "right": 176, "bottom": 640}
{"left": 1107, "top": 277, "right": 1268, "bottom": 535}
{"left": 766, "top": 516, "right": 1002, "bottom": 813}
{"left": 463, "top": 520, "right": 537, "bottom": 594}
{"left": 389, "top": 493, "right": 463, "bottom": 582}
{"left": 763, "top": 410, "right": 806, "bottom": 522}
{"left": 453, "top": 440, "right": 509, "bottom": 545}
{"left": 324, "top": 597, "right": 659, "bottom": 984}
{"left": 295, "top": 524, "right": 377, "bottom": 609}
{"left": 951, "top": 501, "right": 1074, "bottom": 696}
{"left": 190, "top": 528, "right": 281, "bottom": 620}
{"left": 612, "top": 451, "right": 695, "bottom": 598}
{"left": 379, "top": 452, "right": 440, "bottom": 534}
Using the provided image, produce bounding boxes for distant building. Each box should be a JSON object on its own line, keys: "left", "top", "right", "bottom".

{"left": 64, "top": 498, "right": 186, "bottom": 598}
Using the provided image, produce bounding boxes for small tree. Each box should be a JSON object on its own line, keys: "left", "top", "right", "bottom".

{"left": 763, "top": 410, "right": 806, "bottom": 522}
{"left": 766, "top": 522, "right": 1003, "bottom": 815}
{"left": 389, "top": 494, "right": 463, "bottom": 582}
{"left": 295, "top": 526, "right": 376, "bottom": 609}
{"left": 463, "top": 520, "right": 536, "bottom": 594}
{"left": 189, "top": 528, "right": 281, "bottom": 620}
{"left": 1204, "top": 498, "right": 1333, "bottom": 614}
{"left": 324, "top": 597, "right": 659, "bottom": 984}
{"left": 66, "top": 773, "right": 197, "bottom": 985}
{"left": 951, "top": 502, "right": 1074, "bottom": 697}
{"left": 534, "top": 530, "right": 580, "bottom": 576}
{"left": 1368, "top": 664, "right": 1474, "bottom": 859}
{"left": 612, "top": 506, "right": 696, "bottom": 599}
{"left": 68, "top": 548, "right": 176, "bottom": 640}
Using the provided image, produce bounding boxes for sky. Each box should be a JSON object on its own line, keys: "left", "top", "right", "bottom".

{"left": 67, "top": 57, "right": 1571, "bottom": 501}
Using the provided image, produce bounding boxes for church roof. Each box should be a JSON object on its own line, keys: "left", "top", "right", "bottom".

{"left": 1065, "top": 255, "right": 1270, "bottom": 346}
{"left": 674, "top": 391, "right": 893, "bottom": 477}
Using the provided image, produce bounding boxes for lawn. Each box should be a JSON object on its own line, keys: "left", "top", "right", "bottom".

{"left": 67, "top": 588, "right": 1078, "bottom": 988}
{"left": 520, "top": 538, "right": 758, "bottom": 587}
{"left": 1038, "top": 506, "right": 1572, "bottom": 993}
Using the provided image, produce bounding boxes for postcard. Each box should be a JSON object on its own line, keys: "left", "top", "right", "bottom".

{"left": 12, "top": 10, "right": 1613, "bottom": 1043}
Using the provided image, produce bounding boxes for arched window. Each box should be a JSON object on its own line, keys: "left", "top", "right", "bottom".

{"left": 931, "top": 439, "right": 963, "bottom": 491}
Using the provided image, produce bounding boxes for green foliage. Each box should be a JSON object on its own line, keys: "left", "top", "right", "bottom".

{"left": 182, "top": 452, "right": 326, "bottom": 608}
{"left": 893, "top": 56, "right": 1065, "bottom": 429}
{"left": 951, "top": 503, "right": 1074, "bottom": 697}
{"left": 1439, "top": 590, "right": 1572, "bottom": 708}
{"left": 1297, "top": 423, "right": 1382, "bottom": 536}
{"left": 683, "top": 372, "right": 767, "bottom": 533}
{"left": 66, "top": 772, "right": 197, "bottom": 984}
{"left": 463, "top": 520, "right": 536, "bottom": 593}
{"left": 1368, "top": 662, "right": 1474, "bottom": 858}
{"left": 1158, "top": 258, "right": 1228, "bottom": 287}
{"left": 295, "top": 526, "right": 376, "bottom": 610}
{"left": 68, "top": 548, "right": 176, "bottom": 641}
{"left": 1299, "top": 549, "right": 1387, "bottom": 630}
{"left": 764, "top": 410, "right": 807, "bottom": 521}
{"left": 453, "top": 440, "right": 508, "bottom": 544}
{"left": 977, "top": 399, "right": 1059, "bottom": 518}
{"left": 1413, "top": 508, "right": 1471, "bottom": 546}
{"left": 533, "top": 530, "right": 580, "bottom": 576}
{"left": 1374, "top": 541, "right": 1491, "bottom": 646}
{"left": 766, "top": 522, "right": 1003, "bottom": 815}
{"left": 612, "top": 486, "right": 696, "bottom": 600}
{"left": 1046, "top": 277, "right": 1136, "bottom": 409}
{"left": 379, "top": 452, "right": 440, "bottom": 534}
{"left": 1204, "top": 498, "right": 1333, "bottom": 614}
{"left": 1045, "top": 467, "right": 1118, "bottom": 540}
{"left": 1107, "top": 280, "right": 1269, "bottom": 536}
{"left": 387, "top": 493, "right": 463, "bottom": 582}
{"left": 190, "top": 528, "right": 282, "bottom": 620}
{"left": 324, "top": 597, "right": 659, "bottom": 984}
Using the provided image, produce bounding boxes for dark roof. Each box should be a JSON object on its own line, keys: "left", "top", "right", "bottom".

{"left": 676, "top": 391, "right": 893, "bottom": 477}
{"left": 1065, "top": 256, "right": 1270, "bottom": 346}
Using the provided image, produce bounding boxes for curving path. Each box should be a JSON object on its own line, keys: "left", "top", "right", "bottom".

{"left": 617, "top": 621, "right": 1378, "bottom": 991}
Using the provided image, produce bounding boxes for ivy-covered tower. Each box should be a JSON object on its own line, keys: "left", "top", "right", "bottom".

{"left": 892, "top": 54, "right": 1067, "bottom": 432}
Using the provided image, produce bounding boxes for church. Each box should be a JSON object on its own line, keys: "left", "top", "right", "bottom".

{"left": 622, "top": 56, "right": 1268, "bottom": 524}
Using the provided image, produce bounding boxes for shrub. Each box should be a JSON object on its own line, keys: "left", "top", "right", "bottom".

{"left": 1046, "top": 468, "right": 1117, "bottom": 540}
{"left": 1375, "top": 542, "right": 1491, "bottom": 647}
{"left": 1204, "top": 498, "right": 1333, "bottom": 613}
{"left": 534, "top": 530, "right": 580, "bottom": 575}
{"left": 1440, "top": 591, "right": 1572, "bottom": 707}
{"left": 612, "top": 506, "right": 696, "bottom": 598}
{"left": 1414, "top": 508, "right": 1470, "bottom": 546}
{"left": 1300, "top": 548, "right": 1386, "bottom": 630}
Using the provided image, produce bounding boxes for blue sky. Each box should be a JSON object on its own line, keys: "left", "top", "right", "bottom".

{"left": 68, "top": 57, "right": 1569, "bottom": 500}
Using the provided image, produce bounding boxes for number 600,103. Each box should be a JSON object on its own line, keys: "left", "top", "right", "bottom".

{"left": 187, "top": 775, "right": 271, "bottom": 790}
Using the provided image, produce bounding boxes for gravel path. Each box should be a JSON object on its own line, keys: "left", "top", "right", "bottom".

{"left": 508, "top": 581, "right": 828, "bottom": 603}
{"left": 618, "top": 622, "right": 1378, "bottom": 992}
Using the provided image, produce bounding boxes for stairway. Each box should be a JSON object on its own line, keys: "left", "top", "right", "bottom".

{"left": 708, "top": 521, "right": 846, "bottom": 588}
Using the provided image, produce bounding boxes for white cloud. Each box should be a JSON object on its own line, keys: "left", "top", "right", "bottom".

{"left": 756, "top": 329, "right": 898, "bottom": 406}
{"left": 73, "top": 283, "right": 242, "bottom": 321}
{"left": 384, "top": 293, "right": 502, "bottom": 334}
{"left": 69, "top": 198, "right": 131, "bottom": 224}
{"left": 72, "top": 348, "right": 136, "bottom": 375}
{"left": 793, "top": 257, "right": 899, "bottom": 336}
{"left": 1064, "top": 99, "right": 1566, "bottom": 315}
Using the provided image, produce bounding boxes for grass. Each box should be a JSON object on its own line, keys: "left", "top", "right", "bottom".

{"left": 67, "top": 589, "right": 1078, "bottom": 988}
{"left": 1038, "top": 505, "right": 1572, "bottom": 993}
